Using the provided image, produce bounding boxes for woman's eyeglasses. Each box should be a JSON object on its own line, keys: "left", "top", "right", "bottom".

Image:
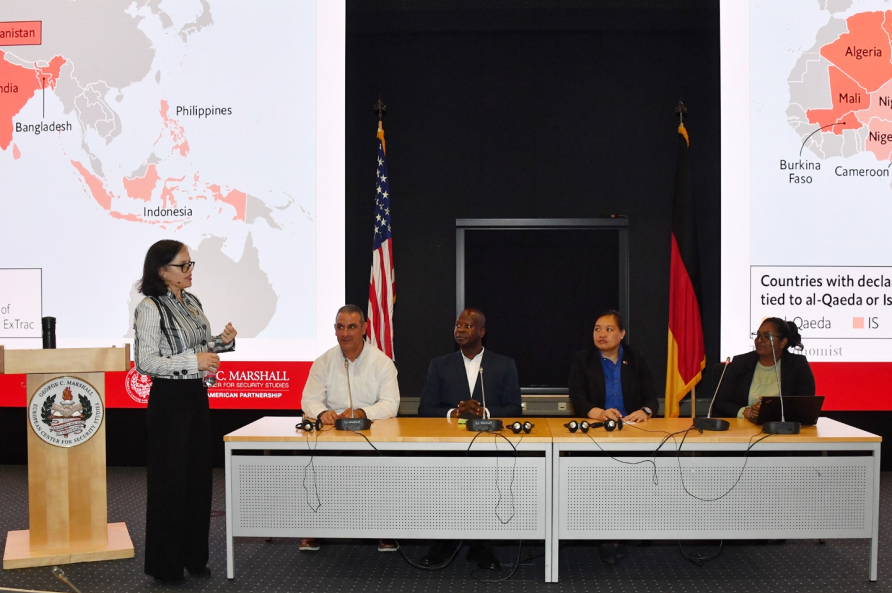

{"left": 168, "top": 261, "right": 195, "bottom": 272}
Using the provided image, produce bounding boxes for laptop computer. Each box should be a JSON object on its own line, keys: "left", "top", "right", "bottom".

{"left": 754, "top": 395, "right": 825, "bottom": 426}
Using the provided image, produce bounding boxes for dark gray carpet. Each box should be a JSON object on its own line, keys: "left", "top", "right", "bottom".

{"left": 0, "top": 466, "right": 886, "bottom": 592}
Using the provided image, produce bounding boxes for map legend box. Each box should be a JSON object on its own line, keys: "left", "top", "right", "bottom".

{"left": 0, "top": 269, "right": 41, "bottom": 338}
{"left": 750, "top": 266, "right": 892, "bottom": 361}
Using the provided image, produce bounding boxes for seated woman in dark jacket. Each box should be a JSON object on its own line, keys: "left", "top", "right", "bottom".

{"left": 568, "top": 309, "right": 659, "bottom": 424}
{"left": 713, "top": 317, "right": 815, "bottom": 421}
{"left": 567, "top": 309, "right": 659, "bottom": 566}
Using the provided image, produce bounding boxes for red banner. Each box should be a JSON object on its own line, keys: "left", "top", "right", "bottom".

{"left": 810, "top": 362, "right": 892, "bottom": 411}
{"left": 0, "top": 373, "right": 26, "bottom": 406}
{"left": 4, "top": 360, "right": 892, "bottom": 411}
{"left": 0, "top": 361, "right": 311, "bottom": 410}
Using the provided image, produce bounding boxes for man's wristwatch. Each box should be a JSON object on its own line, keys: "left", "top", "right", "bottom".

{"left": 641, "top": 407, "right": 653, "bottom": 417}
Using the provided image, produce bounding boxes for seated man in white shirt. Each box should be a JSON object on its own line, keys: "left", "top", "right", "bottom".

{"left": 299, "top": 304, "right": 400, "bottom": 552}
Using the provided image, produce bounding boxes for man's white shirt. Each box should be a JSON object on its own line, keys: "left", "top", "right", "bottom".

{"left": 446, "top": 348, "right": 489, "bottom": 419}
{"left": 302, "top": 342, "right": 400, "bottom": 421}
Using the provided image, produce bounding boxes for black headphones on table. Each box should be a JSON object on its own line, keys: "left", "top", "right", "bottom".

{"left": 509, "top": 421, "right": 534, "bottom": 434}
{"left": 297, "top": 418, "right": 323, "bottom": 432}
{"left": 564, "top": 420, "right": 591, "bottom": 433}
{"left": 595, "top": 418, "right": 623, "bottom": 432}
{"left": 565, "top": 418, "right": 623, "bottom": 433}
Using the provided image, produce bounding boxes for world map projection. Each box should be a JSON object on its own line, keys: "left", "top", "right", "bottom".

{"left": 0, "top": 1, "right": 326, "bottom": 409}
{"left": 723, "top": 0, "right": 892, "bottom": 409}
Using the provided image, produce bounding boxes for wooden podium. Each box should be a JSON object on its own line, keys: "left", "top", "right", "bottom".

{"left": 0, "top": 345, "right": 135, "bottom": 569}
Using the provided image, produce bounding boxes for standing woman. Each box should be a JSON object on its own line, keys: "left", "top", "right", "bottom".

{"left": 134, "top": 240, "right": 237, "bottom": 585}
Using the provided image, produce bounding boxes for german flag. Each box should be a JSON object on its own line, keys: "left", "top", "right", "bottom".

{"left": 665, "top": 123, "right": 705, "bottom": 418}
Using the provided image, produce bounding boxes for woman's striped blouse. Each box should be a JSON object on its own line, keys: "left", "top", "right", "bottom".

{"left": 133, "top": 290, "right": 235, "bottom": 379}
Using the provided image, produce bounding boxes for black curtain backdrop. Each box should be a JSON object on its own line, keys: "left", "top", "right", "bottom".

{"left": 344, "top": 1, "right": 722, "bottom": 408}
{"left": 462, "top": 227, "right": 623, "bottom": 389}
{"left": 3, "top": 1, "right": 889, "bottom": 469}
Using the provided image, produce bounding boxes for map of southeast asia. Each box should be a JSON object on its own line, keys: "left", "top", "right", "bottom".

{"left": 788, "top": 4, "right": 892, "bottom": 164}
{"left": 0, "top": 0, "right": 317, "bottom": 344}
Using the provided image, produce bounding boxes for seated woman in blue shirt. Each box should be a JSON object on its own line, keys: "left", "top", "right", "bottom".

{"left": 568, "top": 309, "right": 659, "bottom": 424}
{"left": 567, "top": 309, "right": 659, "bottom": 566}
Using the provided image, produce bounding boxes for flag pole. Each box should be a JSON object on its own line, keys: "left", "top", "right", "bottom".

{"left": 374, "top": 97, "right": 386, "bottom": 143}
{"left": 368, "top": 96, "right": 395, "bottom": 359}
{"left": 675, "top": 101, "right": 696, "bottom": 420}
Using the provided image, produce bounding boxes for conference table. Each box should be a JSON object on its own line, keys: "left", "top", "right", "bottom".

{"left": 547, "top": 417, "right": 881, "bottom": 582}
{"left": 223, "top": 416, "right": 554, "bottom": 580}
{"left": 223, "top": 416, "right": 881, "bottom": 582}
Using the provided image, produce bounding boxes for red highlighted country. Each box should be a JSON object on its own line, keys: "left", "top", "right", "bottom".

{"left": 806, "top": 66, "right": 868, "bottom": 133}
{"left": 854, "top": 78, "right": 892, "bottom": 127}
{"left": 122, "top": 164, "right": 160, "bottom": 201}
{"left": 0, "top": 51, "right": 65, "bottom": 150}
{"left": 821, "top": 11, "right": 892, "bottom": 93}
{"left": 865, "top": 118, "right": 892, "bottom": 161}
{"left": 208, "top": 184, "right": 247, "bottom": 221}
{"left": 72, "top": 159, "right": 247, "bottom": 224}
{"left": 160, "top": 175, "right": 186, "bottom": 209}
{"left": 0, "top": 21, "right": 41, "bottom": 47}
{"left": 71, "top": 160, "right": 114, "bottom": 210}
{"left": 35, "top": 55, "right": 65, "bottom": 89}
{"left": 157, "top": 100, "right": 189, "bottom": 156}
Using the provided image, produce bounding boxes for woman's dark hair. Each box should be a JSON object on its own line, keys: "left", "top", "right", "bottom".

{"left": 138, "top": 240, "right": 185, "bottom": 297}
{"left": 762, "top": 317, "right": 804, "bottom": 351}
{"left": 595, "top": 309, "right": 625, "bottom": 331}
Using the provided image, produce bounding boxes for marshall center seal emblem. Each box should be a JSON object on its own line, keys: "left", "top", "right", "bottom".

{"left": 29, "top": 377, "right": 104, "bottom": 447}
{"left": 124, "top": 366, "right": 152, "bottom": 405}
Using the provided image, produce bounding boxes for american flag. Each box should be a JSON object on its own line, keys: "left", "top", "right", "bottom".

{"left": 367, "top": 127, "right": 395, "bottom": 359}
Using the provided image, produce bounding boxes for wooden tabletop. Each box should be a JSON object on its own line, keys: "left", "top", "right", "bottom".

{"left": 224, "top": 416, "right": 879, "bottom": 444}
{"left": 545, "top": 417, "right": 881, "bottom": 443}
{"left": 224, "top": 416, "right": 553, "bottom": 443}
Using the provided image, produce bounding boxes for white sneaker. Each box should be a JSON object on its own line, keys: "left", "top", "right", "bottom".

{"left": 299, "top": 538, "right": 320, "bottom": 552}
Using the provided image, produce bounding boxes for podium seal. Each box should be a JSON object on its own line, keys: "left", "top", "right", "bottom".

{"left": 29, "top": 376, "right": 104, "bottom": 447}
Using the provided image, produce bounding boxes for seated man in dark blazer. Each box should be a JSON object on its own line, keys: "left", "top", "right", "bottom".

{"left": 418, "top": 308, "right": 522, "bottom": 419}
{"left": 417, "top": 308, "right": 522, "bottom": 570}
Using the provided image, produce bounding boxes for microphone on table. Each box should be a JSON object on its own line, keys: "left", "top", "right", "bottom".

{"left": 335, "top": 355, "right": 371, "bottom": 431}
{"left": 762, "top": 332, "right": 800, "bottom": 435}
{"left": 693, "top": 357, "right": 732, "bottom": 431}
{"left": 467, "top": 366, "right": 503, "bottom": 432}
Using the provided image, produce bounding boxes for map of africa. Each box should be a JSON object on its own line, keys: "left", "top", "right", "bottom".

{"left": 0, "top": 0, "right": 318, "bottom": 349}
{"left": 738, "top": 0, "right": 892, "bottom": 365}
{"left": 788, "top": 2, "right": 892, "bottom": 162}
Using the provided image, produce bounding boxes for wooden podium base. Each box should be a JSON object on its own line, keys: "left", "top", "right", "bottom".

{"left": 3, "top": 522, "right": 134, "bottom": 569}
